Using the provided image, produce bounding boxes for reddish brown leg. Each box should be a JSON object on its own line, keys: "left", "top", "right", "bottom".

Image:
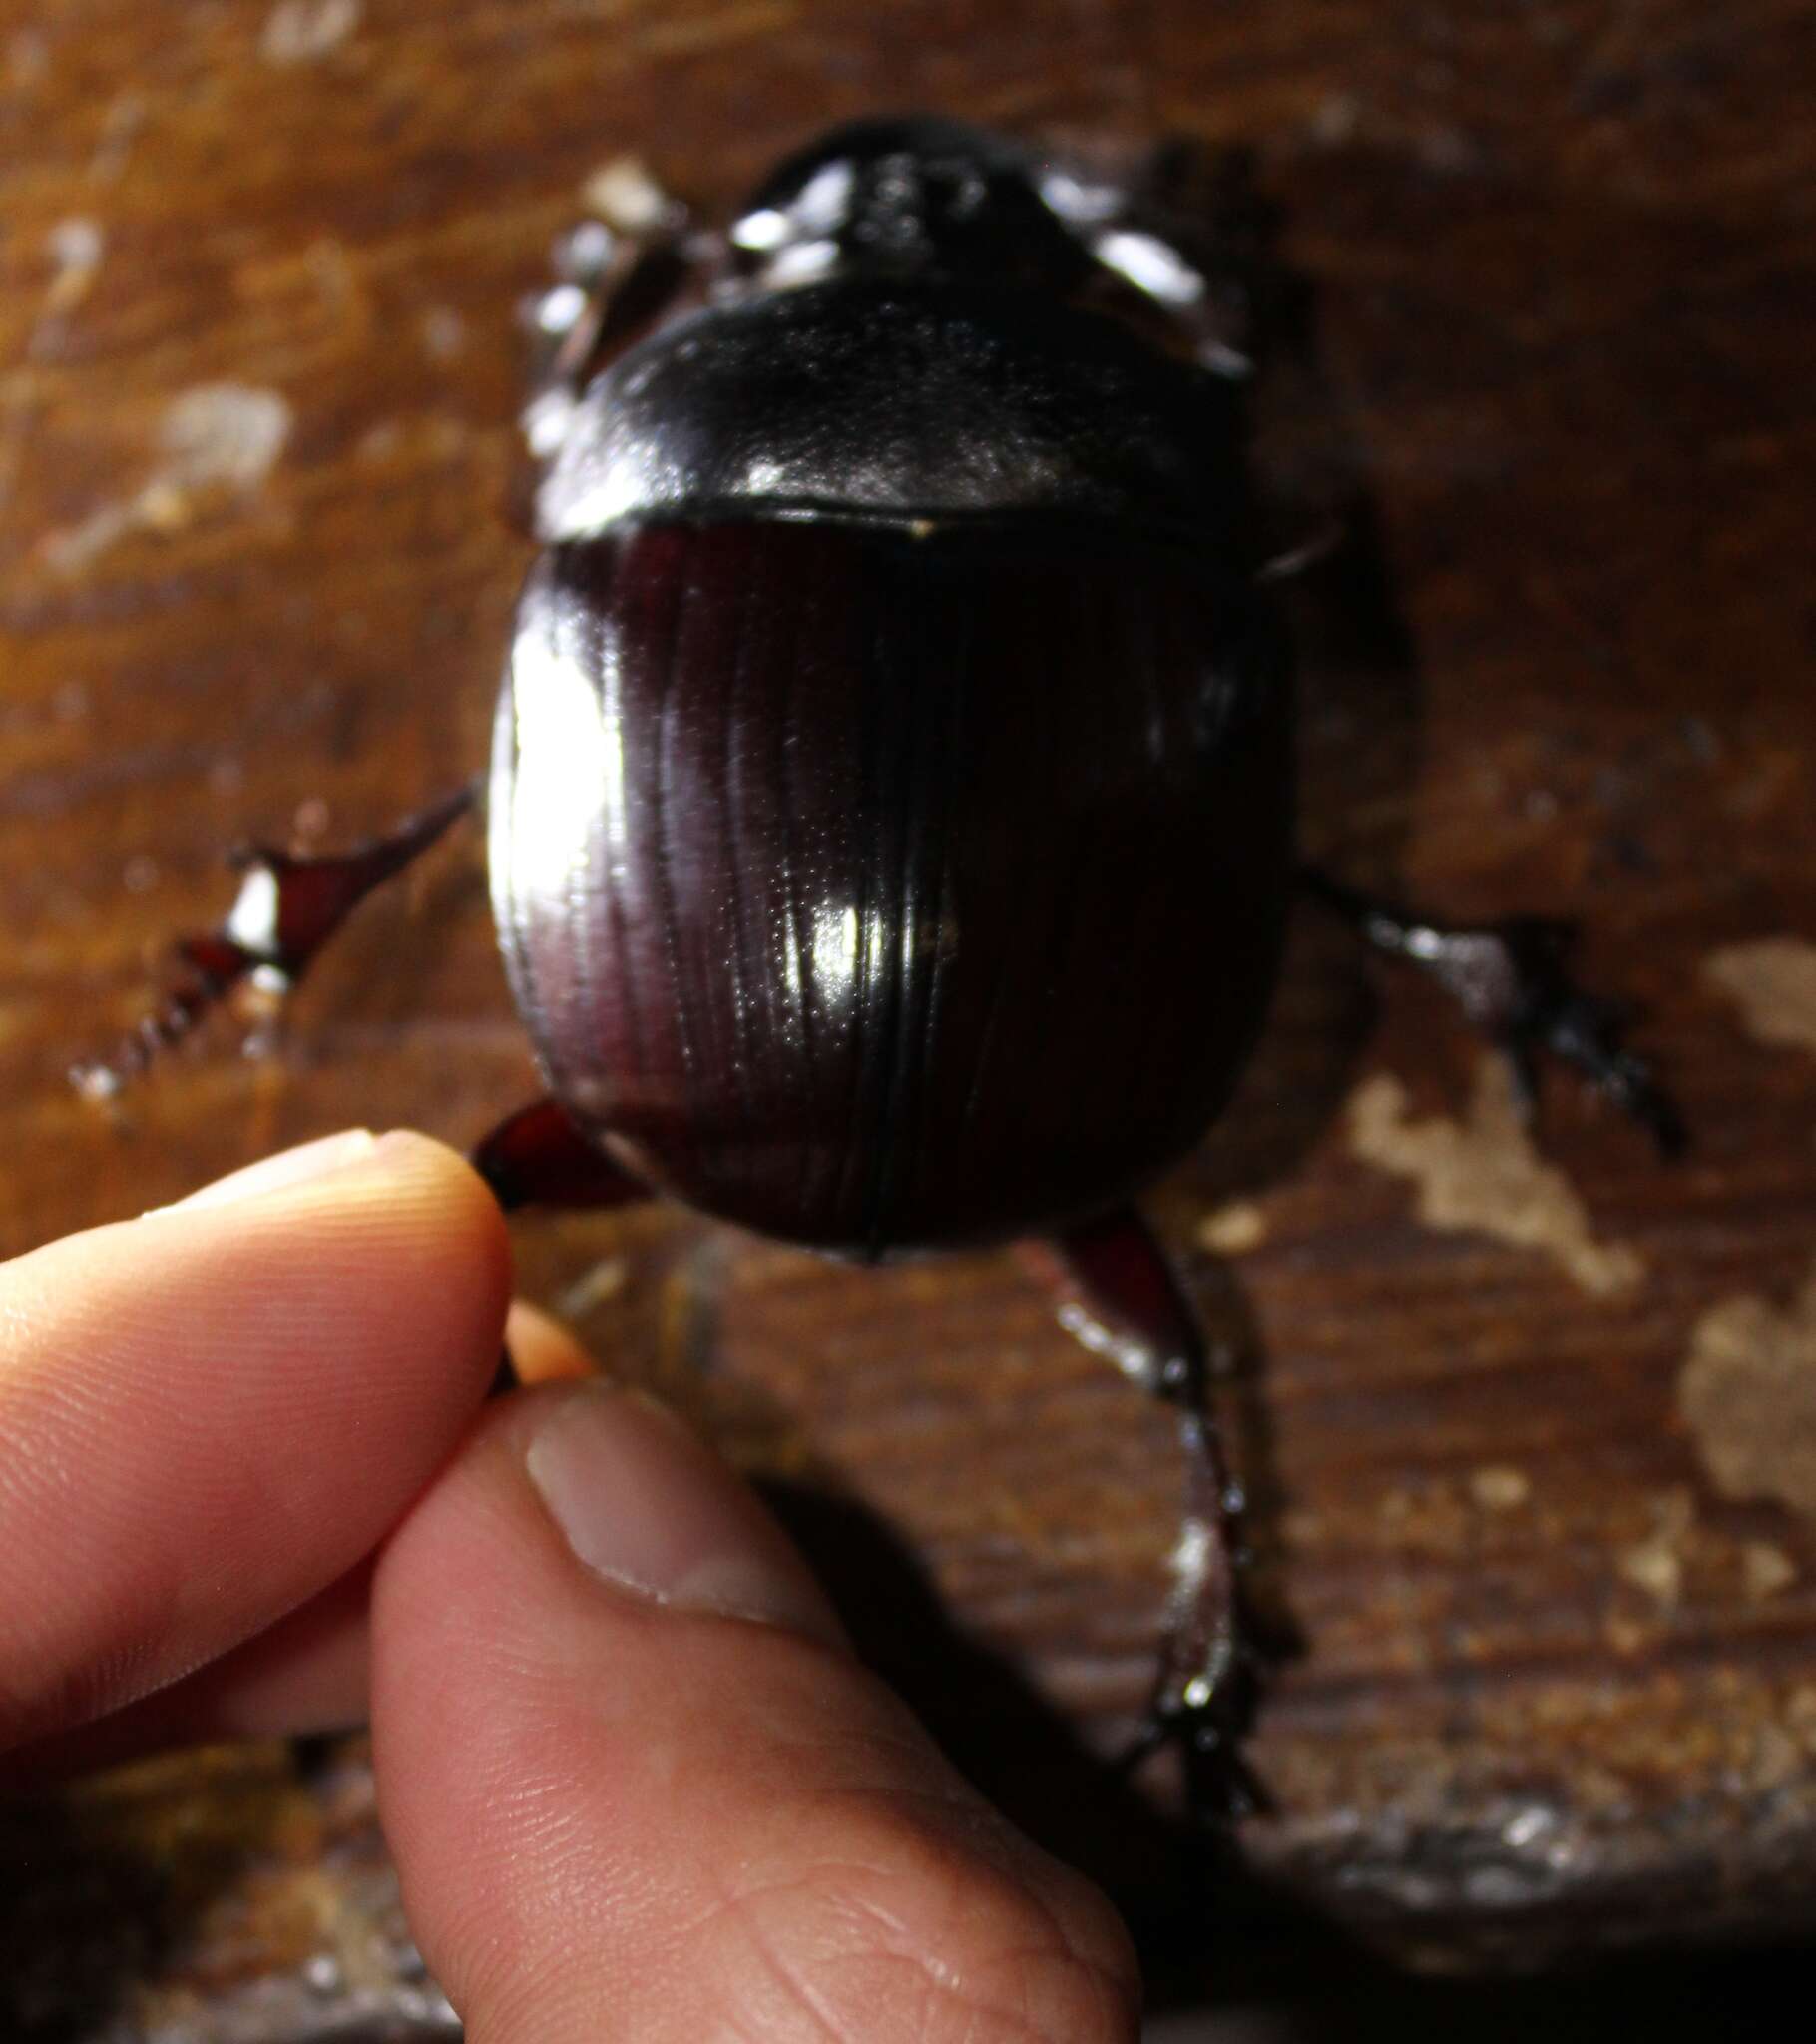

{"left": 72, "top": 783, "right": 478, "bottom": 1099}
{"left": 519, "top": 177, "right": 703, "bottom": 466}
{"left": 472, "top": 1098, "right": 653, "bottom": 1394}
{"left": 472, "top": 1097, "right": 651, "bottom": 1215}
{"left": 1020, "top": 1209, "right": 1260, "bottom": 1818}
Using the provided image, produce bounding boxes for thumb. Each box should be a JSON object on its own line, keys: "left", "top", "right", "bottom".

{"left": 370, "top": 1381, "right": 1139, "bottom": 2044}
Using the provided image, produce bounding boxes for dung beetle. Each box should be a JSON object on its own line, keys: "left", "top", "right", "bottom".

{"left": 81, "top": 117, "right": 1680, "bottom": 1799}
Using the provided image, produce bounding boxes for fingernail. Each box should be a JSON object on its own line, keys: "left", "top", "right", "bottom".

{"left": 155, "top": 1129, "right": 383, "bottom": 1213}
{"left": 525, "top": 1386, "right": 844, "bottom": 1648}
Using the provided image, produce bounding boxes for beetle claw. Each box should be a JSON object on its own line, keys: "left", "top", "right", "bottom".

{"left": 1120, "top": 1661, "right": 1269, "bottom": 1826}
{"left": 1305, "top": 869, "right": 1686, "bottom": 1158}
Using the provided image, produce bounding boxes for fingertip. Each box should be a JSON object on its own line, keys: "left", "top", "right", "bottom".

{"left": 371, "top": 1384, "right": 1139, "bottom": 2044}
{"left": 347, "top": 1127, "right": 516, "bottom": 1299}
{"left": 0, "top": 1129, "right": 514, "bottom": 1749}
{"left": 136, "top": 1125, "right": 515, "bottom": 1362}
{"left": 355, "top": 1130, "right": 516, "bottom": 1393}
{"left": 506, "top": 1301, "right": 600, "bottom": 1385}
{"left": 168, "top": 1125, "right": 517, "bottom": 1414}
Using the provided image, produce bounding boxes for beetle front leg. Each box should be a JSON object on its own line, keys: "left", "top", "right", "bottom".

{"left": 521, "top": 166, "right": 710, "bottom": 464}
{"left": 72, "top": 782, "right": 477, "bottom": 1099}
{"left": 1019, "top": 1210, "right": 1262, "bottom": 1820}
{"left": 1042, "top": 145, "right": 1260, "bottom": 379}
{"left": 1303, "top": 866, "right": 1685, "bottom": 1155}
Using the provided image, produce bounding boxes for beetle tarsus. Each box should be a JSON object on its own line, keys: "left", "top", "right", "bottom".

{"left": 1122, "top": 1666, "right": 1269, "bottom": 1826}
{"left": 71, "top": 783, "right": 477, "bottom": 1099}
{"left": 1024, "top": 1209, "right": 1263, "bottom": 1825}
{"left": 1304, "top": 867, "right": 1685, "bottom": 1157}
{"left": 1128, "top": 1390, "right": 1269, "bottom": 1823}
{"left": 69, "top": 933, "right": 261, "bottom": 1099}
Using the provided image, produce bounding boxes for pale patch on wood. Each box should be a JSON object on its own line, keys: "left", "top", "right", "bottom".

{"left": 1679, "top": 1254, "right": 1816, "bottom": 1519}
{"left": 1705, "top": 936, "right": 1816, "bottom": 1060}
{"left": 40, "top": 383, "right": 291, "bottom": 573}
{"left": 420, "top": 305, "right": 465, "bottom": 361}
{"left": 1744, "top": 1542, "right": 1798, "bottom": 1601}
{"left": 261, "top": 0, "right": 361, "bottom": 64}
{"left": 1347, "top": 1057, "right": 1644, "bottom": 1296}
{"left": 157, "top": 384, "right": 291, "bottom": 491}
{"left": 1616, "top": 1489, "right": 1694, "bottom": 1606}
{"left": 581, "top": 157, "right": 673, "bottom": 235}
{"left": 24, "top": 217, "right": 107, "bottom": 367}
{"left": 43, "top": 218, "right": 105, "bottom": 316}
{"left": 8, "top": 29, "right": 49, "bottom": 86}
{"left": 1469, "top": 1464, "right": 1532, "bottom": 1512}
{"left": 1196, "top": 1200, "right": 1267, "bottom": 1255}
{"left": 89, "top": 91, "right": 145, "bottom": 182}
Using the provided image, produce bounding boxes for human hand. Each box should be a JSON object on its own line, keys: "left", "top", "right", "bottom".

{"left": 0, "top": 1130, "right": 1139, "bottom": 2043}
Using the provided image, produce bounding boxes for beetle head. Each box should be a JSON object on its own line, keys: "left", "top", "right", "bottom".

{"left": 729, "top": 117, "right": 1092, "bottom": 295}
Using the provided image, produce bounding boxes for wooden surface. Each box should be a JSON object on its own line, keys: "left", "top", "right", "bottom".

{"left": 4, "top": 0, "right": 1816, "bottom": 2029}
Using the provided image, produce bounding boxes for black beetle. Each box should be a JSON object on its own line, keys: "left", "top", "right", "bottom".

{"left": 82, "top": 117, "right": 1679, "bottom": 1797}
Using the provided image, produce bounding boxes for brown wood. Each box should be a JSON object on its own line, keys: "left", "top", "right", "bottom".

{"left": 4, "top": 0, "right": 1816, "bottom": 2028}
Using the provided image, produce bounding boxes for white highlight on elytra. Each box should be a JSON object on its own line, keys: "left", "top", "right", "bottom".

{"left": 811, "top": 900, "right": 862, "bottom": 998}
{"left": 509, "top": 626, "right": 619, "bottom": 908}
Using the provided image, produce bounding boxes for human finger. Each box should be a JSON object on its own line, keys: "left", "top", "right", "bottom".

{"left": 372, "top": 1382, "right": 1140, "bottom": 2044}
{"left": 0, "top": 1130, "right": 510, "bottom": 1754}
{"left": 3, "top": 1301, "right": 597, "bottom": 1779}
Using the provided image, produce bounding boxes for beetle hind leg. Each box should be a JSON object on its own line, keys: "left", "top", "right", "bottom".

{"left": 1304, "top": 867, "right": 1685, "bottom": 1156}
{"left": 72, "top": 782, "right": 477, "bottom": 1100}
{"left": 472, "top": 1096, "right": 652, "bottom": 1216}
{"left": 1020, "top": 1210, "right": 1265, "bottom": 1821}
{"left": 472, "top": 1098, "right": 654, "bottom": 1395}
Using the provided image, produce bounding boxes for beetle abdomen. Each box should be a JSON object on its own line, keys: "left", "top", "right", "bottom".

{"left": 491, "top": 518, "right": 1292, "bottom": 1257}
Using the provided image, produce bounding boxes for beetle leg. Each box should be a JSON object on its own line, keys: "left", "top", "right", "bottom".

{"left": 1039, "top": 152, "right": 1256, "bottom": 377}
{"left": 472, "top": 1096, "right": 651, "bottom": 1215}
{"left": 1254, "top": 515, "right": 1346, "bottom": 584}
{"left": 520, "top": 167, "right": 711, "bottom": 463}
{"left": 71, "top": 782, "right": 477, "bottom": 1100}
{"left": 1303, "top": 866, "right": 1685, "bottom": 1156}
{"left": 1085, "top": 218, "right": 1252, "bottom": 378}
{"left": 1019, "top": 1210, "right": 1263, "bottom": 1820}
{"left": 474, "top": 1098, "right": 653, "bottom": 1393}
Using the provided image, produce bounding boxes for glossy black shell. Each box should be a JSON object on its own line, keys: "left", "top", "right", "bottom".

{"left": 492, "top": 246, "right": 1295, "bottom": 1258}
{"left": 535, "top": 279, "right": 1246, "bottom": 545}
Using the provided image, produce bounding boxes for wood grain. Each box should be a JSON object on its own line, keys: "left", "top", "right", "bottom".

{"left": 3, "top": 0, "right": 1815, "bottom": 2028}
